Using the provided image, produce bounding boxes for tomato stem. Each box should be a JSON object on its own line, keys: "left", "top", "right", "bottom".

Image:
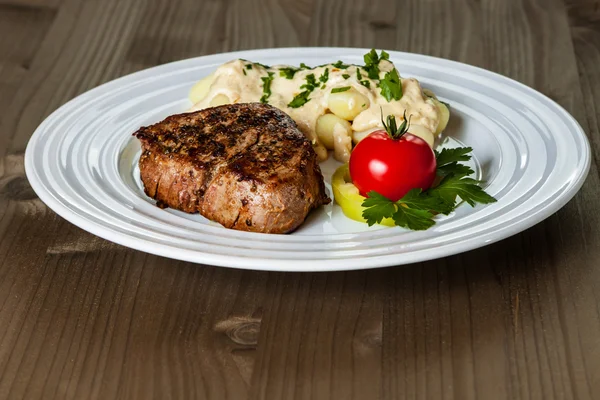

{"left": 381, "top": 110, "right": 412, "bottom": 140}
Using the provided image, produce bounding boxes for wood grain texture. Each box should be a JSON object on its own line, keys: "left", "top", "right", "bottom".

{"left": 0, "top": 0, "right": 599, "bottom": 399}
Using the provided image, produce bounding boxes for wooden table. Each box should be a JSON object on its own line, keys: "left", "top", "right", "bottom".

{"left": 1, "top": 0, "right": 599, "bottom": 398}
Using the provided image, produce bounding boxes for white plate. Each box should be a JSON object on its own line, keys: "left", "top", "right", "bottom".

{"left": 25, "top": 48, "right": 591, "bottom": 271}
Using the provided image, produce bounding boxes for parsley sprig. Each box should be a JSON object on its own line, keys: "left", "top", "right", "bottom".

{"left": 364, "top": 49, "right": 389, "bottom": 79}
{"left": 361, "top": 146, "right": 497, "bottom": 230}
{"left": 379, "top": 68, "right": 402, "bottom": 101}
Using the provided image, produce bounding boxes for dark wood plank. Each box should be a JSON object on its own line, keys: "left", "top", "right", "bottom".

{"left": 249, "top": 271, "right": 386, "bottom": 400}
{"left": 0, "top": 0, "right": 599, "bottom": 399}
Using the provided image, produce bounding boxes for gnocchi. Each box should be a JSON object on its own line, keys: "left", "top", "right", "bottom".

{"left": 316, "top": 113, "right": 353, "bottom": 162}
{"left": 316, "top": 114, "right": 352, "bottom": 150}
{"left": 209, "top": 94, "right": 230, "bottom": 107}
{"left": 189, "top": 73, "right": 215, "bottom": 104}
{"left": 327, "top": 88, "right": 370, "bottom": 121}
{"left": 188, "top": 53, "right": 450, "bottom": 161}
{"left": 333, "top": 125, "right": 353, "bottom": 163}
{"left": 352, "top": 128, "right": 378, "bottom": 144}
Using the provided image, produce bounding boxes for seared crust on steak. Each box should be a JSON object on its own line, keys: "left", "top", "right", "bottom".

{"left": 134, "top": 103, "right": 330, "bottom": 233}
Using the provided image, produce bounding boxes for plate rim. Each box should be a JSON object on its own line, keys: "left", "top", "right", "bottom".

{"left": 24, "top": 47, "right": 592, "bottom": 271}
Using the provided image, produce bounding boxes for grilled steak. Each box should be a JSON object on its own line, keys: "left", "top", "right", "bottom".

{"left": 134, "top": 103, "right": 330, "bottom": 233}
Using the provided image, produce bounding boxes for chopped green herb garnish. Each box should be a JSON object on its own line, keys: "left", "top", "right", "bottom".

{"left": 300, "top": 62, "right": 311, "bottom": 70}
{"left": 355, "top": 68, "right": 371, "bottom": 88}
{"left": 301, "top": 73, "right": 317, "bottom": 90}
{"left": 379, "top": 68, "right": 402, "bottom": 101}
{"left": 288, "top": 73, "right": 320, "bottom": 108}
{"left": 332, "top": 60, "right": 350, "bottom": 69}
{"left": 342, "top": 73, "right": 350, "bottom": 79}
{"left": 246, "top": 64, "right": 253, "bottom": 70}
{"left": 331, "top": 86, "right": 351, "bottom": 93}
{"left": 319, "top": 68, "right": 329, "bottom": 84}
{"left": 260, "top": 72, "right": 275, "bottom": 104}
{"left": 279, "top": 67, "right": 299, "bottom": 79}
{"left": 363, "top": 49, "right": 387, "bottom": 79}
{"left": 362, "top": 49, "right": 390, "bottom": 80}
{"left": 288, "top": 91, "right": 311, "bottom": 108}
{"left": 255, "top": 62, "right": 270, "bottom": 69}
{"left": 243, "top": 69, "right": 247, "bottom": 76}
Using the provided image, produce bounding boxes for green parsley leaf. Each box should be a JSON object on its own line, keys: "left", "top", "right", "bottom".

{"left": 279, "top": 67, "right": 299, "bottom": 79}
{"left": 435, "top": 147, "right": 474, "bottom": 178}
{"left": 379, "top": 68, "right": 402, "bottom": 101}
{"left": 400, "top": 189, "right": 449, "bottom": 211}
{"left": 434, "top": 147, "right": 473, "bottom": 166}
{"left": 437, "top": 162, "right": 474, "bottom": 178}
{"left": 245, "top": 64, "right": 253, "bottom": 70}
{"left": 392, "top": 206, "right": 436, "bottom": 231}
{"left": 331, "top": 86, "right": 351, "bottom": 93}
{"left": 361, "top": 190, "right": 436, "bottom": 230}
{"left": 364, "top": 49, "right": 378, "bottom": 65}
{"left": 363, "top": 49, "right": 389, "bottom": 79}
{"left": 342, "top": 73, "right": 350, "bottom": 79}
{"left": 288, "top": 91, "right": 311, "bottom": 108}
{"left": 300, "top": 62, "right": 311, "bottom": 70}
{"left": 362, "top": 191, "right": 398, "bottom": 226}
{"left": 260, "top": 72, "right": 275, "bottom": 104}
{"left": 363, "top": 49, "right": 381, "bottom": 79}
{"left": 430, "top": 175, "right": 497, "bottom": 207}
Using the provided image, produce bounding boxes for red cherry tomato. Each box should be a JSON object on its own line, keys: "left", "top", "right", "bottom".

{"left": 349, "top": 130, "right": 436, "bottom": 201}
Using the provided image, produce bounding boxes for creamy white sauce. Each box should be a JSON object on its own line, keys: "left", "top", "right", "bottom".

{"left": 189, "top": 59, "right": 441, "bottom": 160}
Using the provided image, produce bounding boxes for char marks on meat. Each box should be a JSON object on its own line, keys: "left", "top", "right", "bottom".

{"left": 134, "top": 103, "right": 330, "bottom": 233}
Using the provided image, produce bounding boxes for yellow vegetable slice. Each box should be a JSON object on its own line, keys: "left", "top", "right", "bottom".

{"left": 332, "top": 164, "right": 395, "bottom": 226}
{"left": 433, "top": 99, "right": 450, "bottom": 136}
